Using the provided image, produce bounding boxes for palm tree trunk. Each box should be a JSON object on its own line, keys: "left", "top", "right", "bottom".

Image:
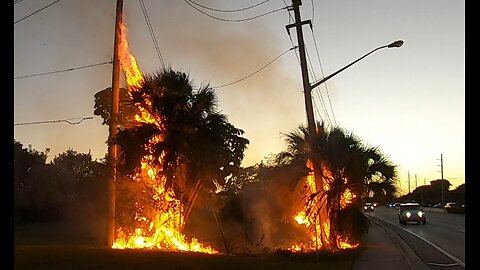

{"left": 183, "top": 177, "right": 202, "bottom": 226}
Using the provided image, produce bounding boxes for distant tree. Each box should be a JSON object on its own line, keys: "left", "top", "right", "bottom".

{"left": 14, "top": 140, "right": 56, "bottom": 221}
{"left": 48, "top": 149, "right": 108, "bottom": 219}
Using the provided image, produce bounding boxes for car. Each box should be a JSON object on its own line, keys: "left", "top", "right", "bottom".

{"left": 444, "top": 202, "right": 464, "bottom": 214}
{"left": 433, "top": 203, "right": 443, "bottom": 208}
{"left": 398, "top": 203, "right": 426, "bottom": 225}
{"left": 364, "top": 202, "right": 374, "bottom": 212}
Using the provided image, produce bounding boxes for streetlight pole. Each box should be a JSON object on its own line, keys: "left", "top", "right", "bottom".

{"left": 309, "top": 40, "right": 403, "bottom": 90}
{"left": 287, "top": 0, "right": 403, "bottom": 143}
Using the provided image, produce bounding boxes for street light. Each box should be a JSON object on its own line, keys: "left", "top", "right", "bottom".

{"left": 310, "top": 40, "right": 404, "bottom": 90}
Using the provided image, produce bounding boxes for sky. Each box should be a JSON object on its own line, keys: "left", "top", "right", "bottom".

{"left": 14, "top": 0, "right": 465, "bottom": 193}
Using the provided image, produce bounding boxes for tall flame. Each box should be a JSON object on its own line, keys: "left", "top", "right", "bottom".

{"left": 111, "top": 22, "right": 218, "bottom": 254}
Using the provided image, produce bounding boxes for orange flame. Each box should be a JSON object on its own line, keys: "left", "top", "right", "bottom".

{"left": 289, "top": 159, "right": 359, "bottom": 251}
{"left": 112, "top": 22, "right": 218, "bottom": 254}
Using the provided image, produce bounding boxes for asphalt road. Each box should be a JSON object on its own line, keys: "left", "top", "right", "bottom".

{"left": 367, "top": 206, "right": 465, "bottom": 269}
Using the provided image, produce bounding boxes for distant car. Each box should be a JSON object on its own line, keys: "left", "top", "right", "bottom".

{"left": 398, "top": 203, "right": 426, "bottom": 225}
{"left": 444, "top": 202, "right": 464, "bottom": 214}
{"left": 433, "top": 203, "right": 443, "bottom": 208}
{"left": 364, "top": 202, "right": 374, "bottom": 212}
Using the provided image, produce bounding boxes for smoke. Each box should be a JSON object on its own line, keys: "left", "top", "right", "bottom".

{"left": 184, "top": 165, "right": 310, "bottom": 254}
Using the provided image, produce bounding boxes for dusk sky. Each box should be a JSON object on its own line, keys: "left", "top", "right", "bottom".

{"left": 14, "top": 0, "right": 465, "bottom": 193}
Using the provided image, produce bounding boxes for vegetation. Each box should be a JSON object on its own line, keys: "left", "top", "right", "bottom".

{"left": 15, "top": 244, "right": 358, "bottom": 270}
{"left": 396, "top": 180, "right": 465, "bottom": 206}
{"left": 93, "top": 68, "right": 249, "bottom": 236}
{"left": 275, "top": 122, "right": 398, "bottom": 249}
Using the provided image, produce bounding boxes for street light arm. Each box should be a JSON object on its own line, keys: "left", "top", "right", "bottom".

{"left": 310, "top": 40, "right": 403, "bottom": 90}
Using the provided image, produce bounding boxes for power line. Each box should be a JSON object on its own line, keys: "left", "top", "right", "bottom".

{"left": 212, "top": 47, "right": 295, "bottom": 89}
{"left": 14, "top": 0, "right": 62, "bottom": 25}
{"left": 184, "top": 0, "right": 287, "bottom": 22}
{"left": 186, "top": 0, "right": 271, "bottom": 13}
{"left": 14, "top": 117, "right": 94, "bottom": 126}
{"left": 309, "top": 26, "right": 337, "bottom": 126}
{"left": 14, "top": 0, "right": 26, "bottom": 5}
{"left": 14, "top": 60, "right": 113, "bottom": 80}
{"left": 139, "top": 0, "right": 165, "bottom": 69}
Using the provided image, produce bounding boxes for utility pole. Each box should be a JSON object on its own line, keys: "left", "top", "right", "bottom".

{"left": 286, "top": 0, "right": 315, "bottom": 136}
{"left": 440, "top": 153, "right": 444, "bottom": 206}
{"left": 408, "top": 171, "right": 410, "bottom": 194}
{"left": 106, "top": 0, "right": 123, "bottom": 248}
{"left": 415, "top": 174, "right": 417, "bottom": 190}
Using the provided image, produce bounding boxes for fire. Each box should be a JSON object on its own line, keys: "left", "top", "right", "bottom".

{"left": 289, "top": 159, "right": 359, "bottom": 251}
{"left": 111, "top": 22, "right": 218, "bottom": 254}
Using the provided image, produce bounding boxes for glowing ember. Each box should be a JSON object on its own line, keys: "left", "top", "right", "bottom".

{"left": 111, "top": 22, "right": 218, "bottom": 254}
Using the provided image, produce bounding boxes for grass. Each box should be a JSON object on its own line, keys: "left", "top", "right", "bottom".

{"left": 14, "top": 221, "right": 361, "bottom": 270}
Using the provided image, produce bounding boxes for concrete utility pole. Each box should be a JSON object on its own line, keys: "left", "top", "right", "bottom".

{"left": 415, "top": 174, "right": 417, "bottom": 190}
{"left": 106, "top": 0, "right": 123, "bottom": 248}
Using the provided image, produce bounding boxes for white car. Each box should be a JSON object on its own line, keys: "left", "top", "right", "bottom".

{"left": 398, "top": 203, "right": 426, "bottom": 225}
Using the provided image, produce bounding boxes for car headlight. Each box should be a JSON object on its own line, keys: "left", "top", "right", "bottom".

{"left": 406, "top": 212, "right": 411, "bottom": 218}
{"left": 418, "top": 212, "right": 424, "bottom": 217}
{"left": 364, "top": 206, "right": 367, "bottom": 210}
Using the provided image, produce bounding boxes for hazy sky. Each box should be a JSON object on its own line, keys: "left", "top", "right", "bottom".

{"left": 14, "top": 0, "right": 465, "bottom": 192}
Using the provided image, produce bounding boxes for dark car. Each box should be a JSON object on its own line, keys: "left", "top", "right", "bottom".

{"left": 398, "top": 203, "right": 426, "bottom": 225}
{"left": 364, "top": 202, "right": 374, "bottom": 212}
{"left": 444, "top": 202, "right": 464, "bottom": 214}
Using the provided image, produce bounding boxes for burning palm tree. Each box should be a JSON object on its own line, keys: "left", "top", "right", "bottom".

{"left": 278, "top": 122, "right": 397, "bottom": 251}
{"left": 93, "top": 22, "right": 248, "bottom": 253}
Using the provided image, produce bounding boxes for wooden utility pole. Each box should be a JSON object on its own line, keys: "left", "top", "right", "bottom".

{"left": 415, "top": 174, "right": 417, "bottom": 190}
{"left": 440, "top": 153, "right": 444, "bottom": 206}
{"left": 286, "top": 0, "right": 315, "bottom": 136}
{"left": 106, "top": 0, "right": 123, "bottom": 248}
{"left": 408, "top": 171, "right": 410, "bottom": 194}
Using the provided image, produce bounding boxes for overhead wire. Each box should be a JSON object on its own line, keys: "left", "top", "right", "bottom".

{"left": 308, "top": 0, "right": 336, "bottom": 127}
{"left": 306, "top": 0, "right": 335, "bottom": 127}
{"left": 14, "top": 0, "right": 62, "bottom": 25}
{"left": 186, "top": 0, "right": 271, "bottom": 13}
{"left": 14, "top": 117, "right": 94, "bottom": 126}
{"left": 14, "top": 0, "right": 26, "bottom": 5}
{"left": 139, "top": 0, "right": 166, "bottom": 69}
{"left": 212, "top": 47, "right": 296, "bottom": 89}
{"left": 310, "top": 28, "right": 337, "bottom": 125}
{"left": 14, "top": 60, "right": 113, "bottom": 80}
{"left": 183, "top": 0, "right": 287, "bottom": 22}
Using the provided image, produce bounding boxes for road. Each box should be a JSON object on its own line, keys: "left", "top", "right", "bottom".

{"left": 367, "top": 206, "right": 465, "bottom": 269}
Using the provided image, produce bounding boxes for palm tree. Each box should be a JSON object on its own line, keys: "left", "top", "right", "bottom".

{"left": 278, "top": 121, "right": 397, "bottom": 250}
{"left": 94, "top": 68, "right": 249, "bottom": 233}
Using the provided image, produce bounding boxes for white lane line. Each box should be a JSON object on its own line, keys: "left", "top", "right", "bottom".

{"left": 378, "top": 217, "right": 465, "bottom": 268}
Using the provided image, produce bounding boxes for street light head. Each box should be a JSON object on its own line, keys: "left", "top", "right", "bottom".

{"left": 388, "top": 40, "right": 404, "bottom": 48}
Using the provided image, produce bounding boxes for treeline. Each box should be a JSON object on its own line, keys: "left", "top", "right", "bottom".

{"left": 13, "top": 139, "right": 109, "bottom": 223}
{"left": 396, "top": 179, "right": 465, "bottom": 207}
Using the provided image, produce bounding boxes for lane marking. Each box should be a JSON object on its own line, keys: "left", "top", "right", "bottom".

{"left": 377, "top": 217, "right": 465, "bottom": 268}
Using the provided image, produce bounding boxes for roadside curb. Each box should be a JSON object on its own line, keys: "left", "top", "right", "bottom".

{"left": 369, "top": 216, "right": 430, "bottom": 270}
